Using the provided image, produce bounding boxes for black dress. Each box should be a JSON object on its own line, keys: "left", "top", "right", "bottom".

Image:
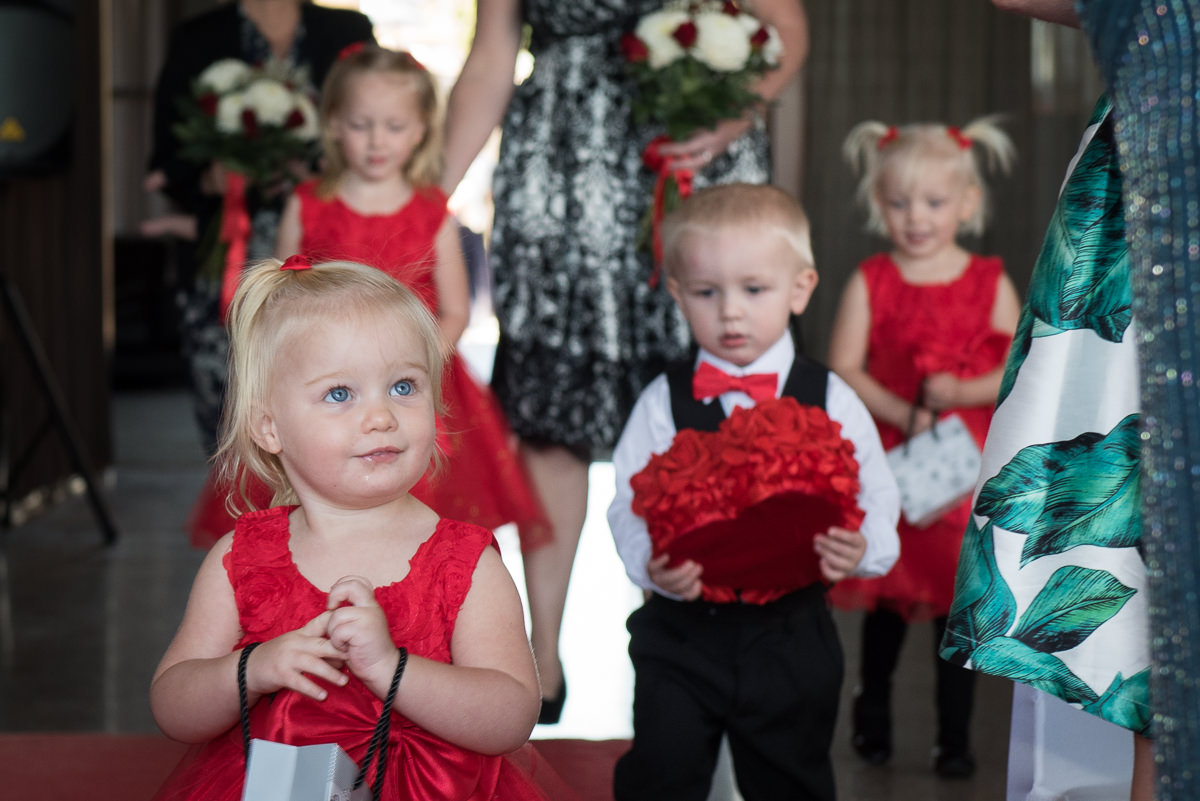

{"left": 489, "top": 0, "right": 771, "bottom": 459}
{"left": 148, "top": 2, "right": 374, "bottom": 453}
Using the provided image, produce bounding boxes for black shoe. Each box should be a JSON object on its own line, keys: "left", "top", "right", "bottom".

{"left": 851, "top": 694, "right": 892, "bottom": 766}
{"left": 933, "top": 748, "right": 976, "bottom": 779}
{"left": 537, "top": 679, "right": 567, "bottom": 725}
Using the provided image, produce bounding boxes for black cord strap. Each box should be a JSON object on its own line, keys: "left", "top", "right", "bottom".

{"left": 237, "top": 642, "right": 262, "bottom": 761}
{"left": 354, "top": 647, "right": 408, "bottom": 801}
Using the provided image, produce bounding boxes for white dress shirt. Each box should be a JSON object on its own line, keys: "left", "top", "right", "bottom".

{"left": 608, "top": 332, "right": 901, "bottom": 597}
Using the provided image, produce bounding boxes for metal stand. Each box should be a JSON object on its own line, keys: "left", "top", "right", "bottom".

{"left": 0, "top": 272, "right": 117, "bottom": 543}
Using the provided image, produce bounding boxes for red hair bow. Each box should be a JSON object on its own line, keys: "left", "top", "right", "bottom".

{"left": 877, "top": 126, "right": 899, "bottom": 150}
{"left": 280, "top": 254, "right": 313, "bottom": 271}
{"left": 338, "top": 41, "right": 366, "bottom": 61}
{"left": 946, "top": 126, "right": 973, "bottom": 150}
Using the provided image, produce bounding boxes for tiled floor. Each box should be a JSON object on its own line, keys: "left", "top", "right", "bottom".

{"left": 0, "top": 384, "right": 1013, "bottom": 800}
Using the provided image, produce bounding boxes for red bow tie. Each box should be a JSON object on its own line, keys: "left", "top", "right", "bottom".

{"left": 692, "top": 361, "right": 778, "bottom": 402}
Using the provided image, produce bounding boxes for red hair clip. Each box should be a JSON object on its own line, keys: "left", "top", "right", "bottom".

{"left": 280, "top": 254, "right": 313, "bottom": 271}
{"left": 946, "top": 126, "right": 973, "bottom": 150}
{"left": 877, "top": 125, "right": 899, "bottom": 150}
{"left": 338, "top": 41, "right": 367, "bottom": 61}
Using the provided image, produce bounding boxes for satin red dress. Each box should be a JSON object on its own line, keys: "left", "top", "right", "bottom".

{"left": 829, "top": 253, "right": 1012, "bottom": 620}
{"left": 186, "top": 182, "right": 549, "bottom": 551}
{"left": 155, "top": 507, "right": 571, "bottom": 801}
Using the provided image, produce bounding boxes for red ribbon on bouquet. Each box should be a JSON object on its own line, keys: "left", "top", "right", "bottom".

{"left": 218, "top": 169, "right": 251, "bottom": 322}
{"left": 642, "top": 136, "right": 695, "bottom": 287}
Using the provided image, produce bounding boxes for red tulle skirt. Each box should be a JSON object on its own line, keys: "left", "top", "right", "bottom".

{"left": 187, "top": 355, "right": 550, "bottom": 551}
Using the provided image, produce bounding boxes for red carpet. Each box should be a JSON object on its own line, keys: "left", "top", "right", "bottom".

{"left": 1, "top": 733, "right": 630, "bottom": 801}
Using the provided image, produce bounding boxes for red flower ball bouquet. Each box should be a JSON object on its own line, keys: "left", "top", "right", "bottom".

{"left": 630, "top": 397, "right": 865, "bottom": 596}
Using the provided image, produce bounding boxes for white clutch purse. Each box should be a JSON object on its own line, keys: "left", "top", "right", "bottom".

{"left": 885, "top": 412, "right": 982, "bottom": 527}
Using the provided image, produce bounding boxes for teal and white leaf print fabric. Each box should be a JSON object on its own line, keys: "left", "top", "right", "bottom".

{"left": 940, "top": 96, "right": 1151, "bottom": 735}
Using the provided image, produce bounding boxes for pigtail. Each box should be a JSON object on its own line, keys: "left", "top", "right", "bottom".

{"left": 959, "top": 114, "right": 1016, "bottom": 176}
{"left": 842, "top": 120, "right": 893, "bottom": 237}
{"left": 842, "top": 120, "right": 891, "bottom": 178}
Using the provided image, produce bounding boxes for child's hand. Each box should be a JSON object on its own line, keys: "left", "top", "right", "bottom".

{"left": 814, "top": 527, "right": 867, "bottom": 583}
{"left": 326, "top": 575, "right": 400, "bottom": 692}
{"left": 249, "top": 611, "right": 349, "bottom": 702}
{"left": 647, "top": 553, "right": 703, "bottom": 600}
{"left": 922, "top": 372, "right": 961, "bottom": 410}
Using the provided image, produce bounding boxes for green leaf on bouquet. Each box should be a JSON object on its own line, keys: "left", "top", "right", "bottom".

{"left": 1012, "top": 566, "right": 1135, "bottom": 652}
{"left": 629, "top": 55, "right": 769, "bottom": 142}
{"left": 974, "top": 414, "right": 1141, "bottom": 566}
{"left": 969, "top": 637, "right": 1099, "bottom": 705}
{"left": 942, "top": 520, "right": 1017, "bottom": 665}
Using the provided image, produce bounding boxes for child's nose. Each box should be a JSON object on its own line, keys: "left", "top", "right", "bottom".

{"left": 362, "top": 397, "right": 398, "bottom": 431}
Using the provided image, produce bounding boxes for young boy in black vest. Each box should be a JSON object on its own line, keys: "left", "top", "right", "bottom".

{"left": 608, "top": 183, "right": 901, "bottom": 801}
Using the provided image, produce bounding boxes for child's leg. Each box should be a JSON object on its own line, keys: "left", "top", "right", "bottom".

{"left": 852, "top": 606, "right": 908, "bottom": 763}
{"left": 726, "top": 588, "right": 843, "bottom": 801}
{"left": 613, "top": 596, "right": 730, "bottom": 801}
{"left": 932, "top": 615, "right": 977, "bottom": 777}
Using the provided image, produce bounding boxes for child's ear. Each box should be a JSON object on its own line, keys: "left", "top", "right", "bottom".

{"left": 665, "top": 274, "right": 684, "bottom": 308}
{"left": 960, "top": 184, "right": 983, "bottom": 223}
{"left": 789, "top": 267, "right": 819, "bottom": 316}
{"left": 250, "top": 408, "right": 282, "bottom": 455}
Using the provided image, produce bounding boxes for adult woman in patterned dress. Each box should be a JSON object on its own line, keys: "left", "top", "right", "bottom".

{"left": 943, "top": 2, "right": 1152, "bottom": 797}
{"left": 146, "top": 0, "right": 374, "bottom": 454}
{"left": 442, "top": 0, "right": 809, "bottom": 722}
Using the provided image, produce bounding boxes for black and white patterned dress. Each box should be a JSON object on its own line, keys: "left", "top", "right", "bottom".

{"left": 489, "top": 0, "right": 771, "bottom": 458}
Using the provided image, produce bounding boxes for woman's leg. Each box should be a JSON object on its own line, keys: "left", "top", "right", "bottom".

{"left": 520, "top": 441, "right": 589, "bottom": 721}
{"left": 1131, "top": 733, "right": 1154, "bottom": 801}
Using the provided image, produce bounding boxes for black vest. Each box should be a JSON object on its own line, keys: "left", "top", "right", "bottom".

{"left": 666, "top": 355, "right": 830, "bottom": 433}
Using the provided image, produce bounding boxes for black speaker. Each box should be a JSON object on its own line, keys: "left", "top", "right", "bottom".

{"left": 0, "top": 2, "right": 74, "bottom": 176}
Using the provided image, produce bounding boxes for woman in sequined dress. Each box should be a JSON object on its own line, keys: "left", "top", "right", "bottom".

{"left": 442, "top": 0, "right": 808, "bottom": 723}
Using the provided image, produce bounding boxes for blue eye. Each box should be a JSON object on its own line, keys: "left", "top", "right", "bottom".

{"left": 694, "top": 288, "right": 716, "bottom": 299}
{"left": 324, "top": 386, "right": 350, "bottom": 403}
{"left": 746, "top": 285, "right": 764, "bottom": 294}
{"left": 391, "top": 380, "right": 414, "bottom": 397}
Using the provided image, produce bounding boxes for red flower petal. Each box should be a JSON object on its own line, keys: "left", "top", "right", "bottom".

{"left": 673, "top": 20, "right": 698, "bottom": 49}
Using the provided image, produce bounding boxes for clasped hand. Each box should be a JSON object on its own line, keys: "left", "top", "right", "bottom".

{"left": 244, "top": 575, "right": 397, "bottom": 702}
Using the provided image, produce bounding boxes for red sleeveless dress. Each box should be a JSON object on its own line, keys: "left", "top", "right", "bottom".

{"left": 186, "top": 182, "right": 549, "bottom": 551}
{"left": 829, "top": 253, "right": 1012, "bottom": 620}
{"left": 155, "top": 508, "right": 573, "bottom": 801}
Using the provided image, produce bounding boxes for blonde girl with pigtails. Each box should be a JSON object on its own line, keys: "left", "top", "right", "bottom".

{"left": 826, "top": 117, "right": 1022, "bottom": 778}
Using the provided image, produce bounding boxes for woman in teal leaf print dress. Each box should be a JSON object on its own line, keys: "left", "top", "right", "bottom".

{"left": 939, "top": 91, "right": 1152, "bottom": 795}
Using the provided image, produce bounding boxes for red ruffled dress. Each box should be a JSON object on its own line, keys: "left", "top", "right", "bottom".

{"left": 829, "top": 253, "right": 1012, "bottom": 620}
{"left": 154, "top": 507, "right": 573, "bottom": 801}
{"left": 186, "top": 182, "right": 549, "bottom": 551}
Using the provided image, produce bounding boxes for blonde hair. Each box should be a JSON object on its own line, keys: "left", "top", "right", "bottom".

{"left": 317, "top": 46, "right": 443, "bottom": 197}
{"left": 843, "top": 115, "right": 1015, "bottom": 237}
{"left": 661, "top": 183, "right": 815, "bottom": 278}
{"left": 215, "top": 258, "right": 447, "bottom": 513}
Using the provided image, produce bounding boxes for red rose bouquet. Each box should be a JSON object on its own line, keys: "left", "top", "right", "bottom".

{"left": 621, "top": 1, "right": 783, "bottom": 272}
{"left": 173, "top": 58, "right": 320, "bottom": 317}
{"left": 630, "top": 397, "right": 865, "bottom": 598}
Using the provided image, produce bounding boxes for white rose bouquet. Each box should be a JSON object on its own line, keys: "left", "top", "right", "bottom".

{"left": 172, "top": 58, "right": 320, "bottom": 317}
{"left": 621, "top": 0, "right": 782, "bottom": 141}
{"left": 621, "top": 1, "right": 782, "bottom": 276}
{"left": 173, "top": 58, "right": 319, "bottom": 187}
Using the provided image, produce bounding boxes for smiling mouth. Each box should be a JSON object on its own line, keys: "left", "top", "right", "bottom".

{"left": 359, "top": 447, "right": 401, "bottom": 461}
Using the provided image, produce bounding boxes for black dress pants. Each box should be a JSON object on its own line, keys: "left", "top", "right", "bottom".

{"left": 614, "top": 586, "right": 843, "bottom": 801}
